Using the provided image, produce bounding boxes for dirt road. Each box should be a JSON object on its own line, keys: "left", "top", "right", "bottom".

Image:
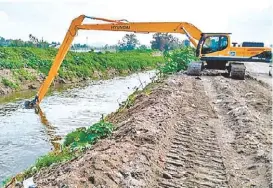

{"left": 245, "top": 62, "right": 272, "bottom": 86}
{"left": 27, "top": 69, "right": 272, "bottom": 188}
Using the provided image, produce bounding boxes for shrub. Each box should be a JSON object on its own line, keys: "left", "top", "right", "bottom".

{"left": 159, "top": 47, "right": 199, "bottom": 74}
{"left": 63, "top": 121, "right": 114, "bottom": 149}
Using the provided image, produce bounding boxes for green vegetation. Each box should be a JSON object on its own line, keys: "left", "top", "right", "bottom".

{"left": 118, "top": 34, "right": 139, "bottom": 51}
{"left": 151, "top": 33, "right": 190, "bottom": 51}
{"left": 1, "top": 78, "right": 19, "bottom": 89}
{"left": 2, "top": 120, "right": 115, "bottom": 186}
{"left": 35, "top": 149, "right": 73, "bottom": 170}
{"left": 20, "top": 148, "right": 73, "bottom": 179}
{"left": 12, "top": 69, "right": 36, "bottom": 81}
{"left": 0, "top": 47, "right": 163, "bottom": 83}
{"left": 159, "top": 47, "right": 199, "bottom": 74}
{"left": 63, "top": 121, "right": 114, "bottom": 150}
{"left": 0, "top": 47, "right": 163, "bottom": 71}
{"left": 0, "top": 47, "right": 164, "bottom": 92}
{"left": 1, "top": 177, "right": 12, "bottom": 187}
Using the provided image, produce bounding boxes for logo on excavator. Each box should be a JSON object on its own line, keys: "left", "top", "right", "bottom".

{"left": 111, "top": 25, "right": 130, "bottom": 30}
{"left": 230, "top": 51, "right": 236, "bottom": 56}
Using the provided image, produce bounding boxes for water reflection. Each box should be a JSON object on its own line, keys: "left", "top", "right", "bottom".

{"left": 36, "top": 106, "right": 61, "bottom": 152}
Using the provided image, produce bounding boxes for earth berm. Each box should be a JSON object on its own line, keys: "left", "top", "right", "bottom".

{"left": 12, "top": 72, "right": 272, "bottom": 188}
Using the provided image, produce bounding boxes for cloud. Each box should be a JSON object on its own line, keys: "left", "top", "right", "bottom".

{"left": 0, "top": 0, "right": 272, "bottom": 46}
{"left": 0, "top": 11, "right": 8, "bottom": 22}
{"left": 227, "top": 5, "right": 273, "bottom": 45}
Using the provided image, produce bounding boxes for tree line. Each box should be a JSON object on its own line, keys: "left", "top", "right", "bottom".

{"left": 118, "top": 33, "right": 190, "bottom": 51}
{"left": 0, "top": 35, "right": 59, "bottom": 48}
{"left": 0, "top": 33, "right": 190, "bottom": 51}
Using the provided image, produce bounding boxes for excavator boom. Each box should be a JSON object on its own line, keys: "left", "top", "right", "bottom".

{"left": 26, "top": 14, "right": 271, "bottom": 108}
{"left": 78, "top": 22, "right": 201, "bottom": 40}
{"left": 78, "top": 22, "right": 200, "bottom": 47}
{"left": 26, "top": 15, "right": 202, "bottom": 106}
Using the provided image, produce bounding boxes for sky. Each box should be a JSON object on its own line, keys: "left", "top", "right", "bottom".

{"left": 0, "top": 0, "right": 272, "bottom": 47}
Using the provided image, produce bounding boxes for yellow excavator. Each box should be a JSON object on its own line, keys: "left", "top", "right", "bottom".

{"left": 25, "top": 15, "right": 272, "bottom": 108}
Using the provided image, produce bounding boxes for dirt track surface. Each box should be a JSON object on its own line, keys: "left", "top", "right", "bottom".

{"left": 28, "top": 71, "right": 272, "bottom": 188}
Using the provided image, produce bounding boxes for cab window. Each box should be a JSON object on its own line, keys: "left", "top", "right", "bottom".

{"left": 219, "top": 36, "right": 228, "bottom": 50}
{"left": 201, "top": 36, "right": 228, "bottom": 54}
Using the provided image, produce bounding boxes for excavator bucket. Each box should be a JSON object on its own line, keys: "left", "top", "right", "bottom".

{"left": 24, "top": 96, "right": 38, "bottom": 109}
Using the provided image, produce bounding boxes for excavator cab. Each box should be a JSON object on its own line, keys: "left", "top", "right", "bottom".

{"left": 189, "top": 32, "right": 272, "bottom": 79}
{"left": 202, "top": 35, "right": 228, "bottom": 53}
{"left": 197, "top": 33, "right": 272, "bottom": 63}
{"left": 189, "top": 33, "right": 233, "bottom": 74}
{"left": 196, "top": 33, "right": 231, "bottom": 57}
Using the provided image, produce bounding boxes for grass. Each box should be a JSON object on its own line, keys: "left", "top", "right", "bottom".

{"left": 1, "top": 78, "right": 19, "bottom": 89}
{"left": 12, "top": 69, "right": 36, "bottom": 81}
{"left": 35, "top": 149, "right": 73, "bottom": 169}
{"left": 0, "top": 47, "right": 164, "bottom": 81}
{"left": 0, "top": 47, "right": 164, "bottom": 90}
{"left": 1, "top": 177, "right": 12, "bottom": 187}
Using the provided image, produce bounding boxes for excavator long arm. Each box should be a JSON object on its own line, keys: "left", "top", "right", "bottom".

{"left": 28, "top": 15, "right": 202, "bottom": 106}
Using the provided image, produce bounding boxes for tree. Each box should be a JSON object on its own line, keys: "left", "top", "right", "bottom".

{"left": 138, "top": 45, "right": 148, "bottom": 50}
{"left": 182, "top": 39, "right": 190, "bottom": 47}
{"left": 0, "top": 35, "right": 51, "bottom": 48}
{"left": 118, "top": 34, "right": 139, "bottom": 51}
{"left": 0, "top": 36, "right": 5, "bottom": 46}
{"left": 9, "top": 39, "right": 25, "bottom": 47}
{"left": 150, "top": 33, "right": 182, "bottom": 51}
{"left": 28, "top": 34, "right": 50, "bottom": 48}
{"left": 29, "top": 34, "right": 38, "bottom": 46}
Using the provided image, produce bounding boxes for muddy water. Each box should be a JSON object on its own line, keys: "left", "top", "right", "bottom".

{"left": 0, "top": 71, "right": 156, "bottom": 183}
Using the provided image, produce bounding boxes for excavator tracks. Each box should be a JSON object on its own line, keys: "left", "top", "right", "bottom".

{"left": 186, "top": 62, "right": 202, "bottom": 76}
{"left": 157, "top": 121, "right": 229, "bottom": 188}
{"left": 157, "top": 79, "right": 229, "bottom": 188}
{"left": 187, "top": 61, "right": 246, "bottom": 80}
{"left": 230, "top": 63, "right": 246, "bottom": 80}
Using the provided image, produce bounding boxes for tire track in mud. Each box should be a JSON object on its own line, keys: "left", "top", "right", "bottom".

{"left": 202, "top": 76, "right": 272, "bottom": 187}
{"left": 157, "top": 76, "right": 229, "bottom": 188}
